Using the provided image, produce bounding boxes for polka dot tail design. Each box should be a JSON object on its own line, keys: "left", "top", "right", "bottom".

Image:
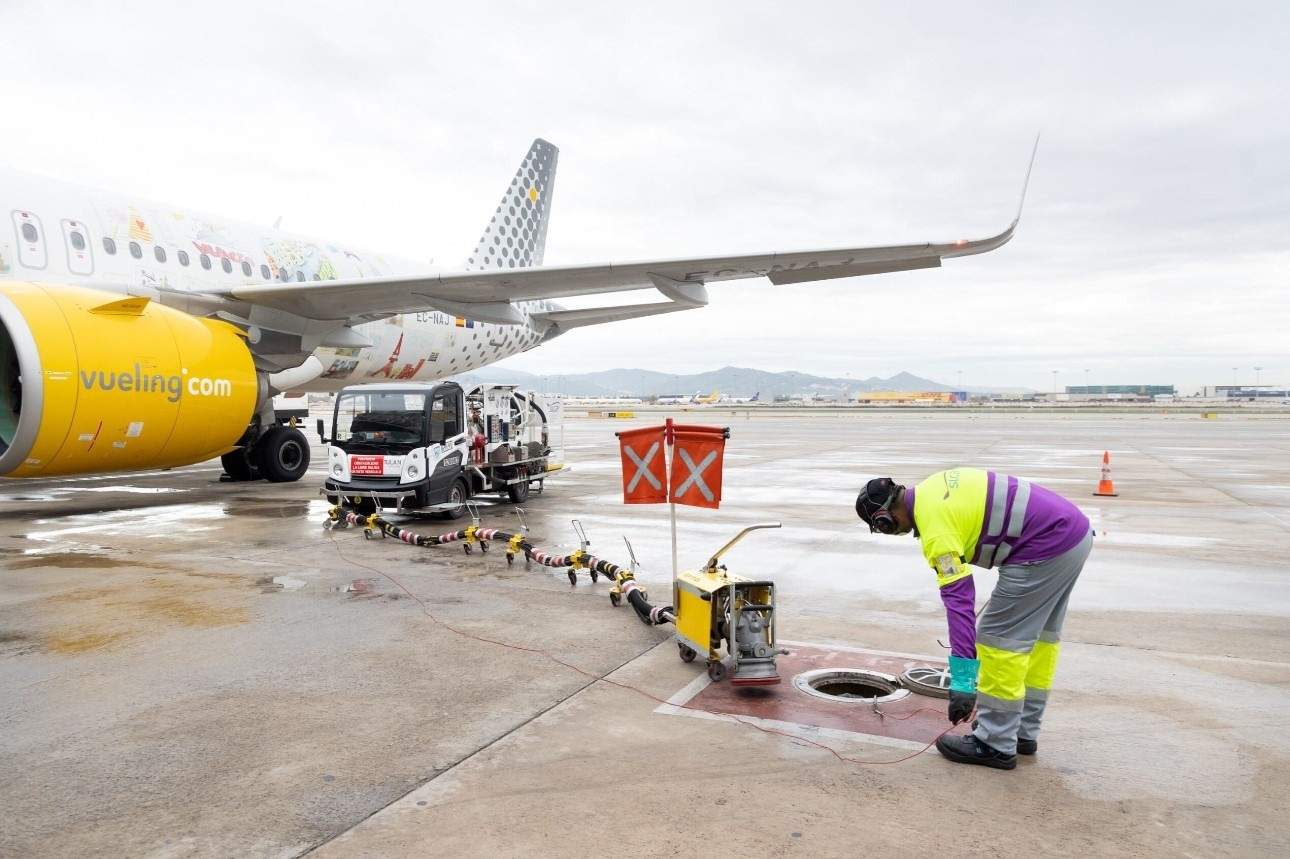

{"left": 466, "top": 139, "right": 558, "bottom": 273}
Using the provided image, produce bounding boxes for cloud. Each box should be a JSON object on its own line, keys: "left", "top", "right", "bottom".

{"left": 2, "top": 0, "right": 1286, "bottom": 391}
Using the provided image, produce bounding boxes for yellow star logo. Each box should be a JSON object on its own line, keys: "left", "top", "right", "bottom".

{"left": 527, "top": 186, "right": 539, "bottom": 203}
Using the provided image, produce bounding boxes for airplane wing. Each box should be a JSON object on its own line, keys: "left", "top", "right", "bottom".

{"left": 219, "top": 140, "right": 1037, "bottom": 329}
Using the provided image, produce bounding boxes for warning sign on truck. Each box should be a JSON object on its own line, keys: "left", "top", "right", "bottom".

{"left": 350, "top": 455, "right": 384, "bottom": 476}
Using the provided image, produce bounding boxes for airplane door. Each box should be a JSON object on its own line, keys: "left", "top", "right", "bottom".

{"left": 11, "top": 210, "right": 47, "bottom": 270}
{"left": 61, "top": 219, "right": 94, "bottom": 276}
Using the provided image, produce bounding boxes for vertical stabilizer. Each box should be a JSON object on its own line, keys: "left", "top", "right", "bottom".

{"left": 465, "top": 138, "right": 558, "bottom": 271}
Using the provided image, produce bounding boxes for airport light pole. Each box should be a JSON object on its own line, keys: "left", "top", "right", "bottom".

{"left": 1255, "top": 366, "right": 1263, "bottom": 388}
{"left": 1052, "top": 369, "right": 1059, "bottom": 397}
{"left": 1232, "top": 367, "right": 1239, "bottom": 389}
{"left": 1084, "top": 368, "right": 1090, "bottom": 395}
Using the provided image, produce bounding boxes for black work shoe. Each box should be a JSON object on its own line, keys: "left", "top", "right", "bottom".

{"left": 936, "top": 734, "right": 1017, "bottom": 770}
{"left": 1017, "top": 737, "right": 1037, "bottom": 756}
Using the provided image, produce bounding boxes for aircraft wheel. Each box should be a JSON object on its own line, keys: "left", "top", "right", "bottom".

{"left": 221, "top": 448, "right": 260, "bottom": 481}
{"left": 257, "top": 426, "right": 311, "bottom": 483}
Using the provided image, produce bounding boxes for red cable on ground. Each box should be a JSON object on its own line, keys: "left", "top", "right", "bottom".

{"left": 325, "top": 528, "right": 966, "bottom": 767}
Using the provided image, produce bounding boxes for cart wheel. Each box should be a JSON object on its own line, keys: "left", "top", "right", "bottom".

{"left": 678, "top": 644, "right": 697, "bottom": 663}
{"left": 589, "top": 569, "right": 599, "bottom": 583}
{"left": 463, "top": 543, "right": 472, "bottom": 555}
{"left": 479, "top": 541, "right": 489, "bottom": 553}
{"left": 567, "top": 570, "right": 578, "bottom": 586}
{"left": 609, "top": 592, "right": 621, "bottom": 607}
{"left": 506, "top": 553, "right": 515, "bottom": 567}
{"left": 706, "top": 660, "right": 726, "bottom": 682}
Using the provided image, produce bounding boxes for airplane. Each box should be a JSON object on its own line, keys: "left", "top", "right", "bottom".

{"left": 692, "top": 390, "right": 722, "bottom": 405}
{"left": 0, "top": 137, "right": 1036, "bottom": 483}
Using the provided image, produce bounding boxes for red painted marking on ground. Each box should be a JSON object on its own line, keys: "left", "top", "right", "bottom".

{"left": 682, "top": 645, "right": 949, "bottom": 743}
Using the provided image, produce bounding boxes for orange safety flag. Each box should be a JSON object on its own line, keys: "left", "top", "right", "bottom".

{"left": 618, "top": 425, "right": 667, "bottom": 504}
{"left": 670, "top": 426, "right": 727, "bottom": 509}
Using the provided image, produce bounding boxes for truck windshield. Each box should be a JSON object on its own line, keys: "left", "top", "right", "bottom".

{"left": 334, "top": 392, "right": 427, "bottom": 449}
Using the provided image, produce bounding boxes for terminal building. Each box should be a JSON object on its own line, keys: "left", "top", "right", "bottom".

{"left": 855, "top": 390, "right": 968, "bottom": 404}
{"left": 1200, "top": 386, "right": 1290, "bottom": 400}
{"left": 1065, "top": 385, "right": 1176, "bottom": 398}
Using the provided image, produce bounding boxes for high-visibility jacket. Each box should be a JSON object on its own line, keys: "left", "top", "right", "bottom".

{"left": 906, "top": 467, "right": 1090, "bottom": 659}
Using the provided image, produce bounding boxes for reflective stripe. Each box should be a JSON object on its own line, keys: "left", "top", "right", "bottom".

{"left": 1022, "top": 686, "right": 1050, "bottom": 702}
{"left": 995, "top": 542, "right": 1012, "bottom": 565}
{"left": 977, "top": 631, "right": 1033, "bottom": 653}
{"left": 1025, "top": 639, "right": 1060, "bottom": 690}
{"left": 975, "top": 690, "right": 1024, "bottom": 713}
{"left": 1006, "top": 479, "right": 1031, "bottom": 539}
{"left": 977, "top": 642, "right": 1029, "bottom": 702}
{"left": 986, "top": 474, "right": 1008, "bottom": 536}
{"left": 977, "top": 543, "right": 997, "bottom": 568}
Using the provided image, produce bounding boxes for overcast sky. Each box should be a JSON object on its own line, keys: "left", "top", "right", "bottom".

{"left": 4, "top": 1, "right": 1286, "bottom": 391}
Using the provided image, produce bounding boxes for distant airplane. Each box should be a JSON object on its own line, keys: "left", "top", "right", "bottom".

{"left": 0, "top": 138, "right": 1035, "bottom": 482}
{"left": 693, "top": 390, "right": 722, "bottom": 405}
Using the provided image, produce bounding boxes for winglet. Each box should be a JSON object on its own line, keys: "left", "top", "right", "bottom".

{"left": 1013, "top": 133, "right": 1040, "bottom": 227}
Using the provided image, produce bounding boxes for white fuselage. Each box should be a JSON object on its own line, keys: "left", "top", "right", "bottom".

{"left": 0, "top": 168, "right": 549, "bottom": 393}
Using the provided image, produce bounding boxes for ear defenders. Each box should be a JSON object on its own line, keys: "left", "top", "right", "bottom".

{"left": 869, "top": 494, "right": 898, "bottom": 534}
{"left": 857, "top": 477, "right": 901, "bottom": 534}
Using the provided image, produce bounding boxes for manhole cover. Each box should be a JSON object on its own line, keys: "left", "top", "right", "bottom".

{"left": 793, "top": 669, "right": 910, "bottom": 704}
{"left": 900, "top": 665, "right": 952, "bottom": 699}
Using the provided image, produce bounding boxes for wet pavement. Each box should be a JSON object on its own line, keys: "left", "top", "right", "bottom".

{"left": 3, "top": 409, "right": 1289, "bottom": 856}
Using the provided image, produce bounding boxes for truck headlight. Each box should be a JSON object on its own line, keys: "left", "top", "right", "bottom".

{"left": 332, "top": 463, "right": 343, "bottom": 475}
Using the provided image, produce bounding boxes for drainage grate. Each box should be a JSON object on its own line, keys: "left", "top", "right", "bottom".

{"left": 793, "top": 668, "right": 910, "bottom": 704}
{"left": 900, "top": 665, "right": 952, "bottom": 699}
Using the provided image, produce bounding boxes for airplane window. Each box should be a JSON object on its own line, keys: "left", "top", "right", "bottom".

{"left": 103, "top": 237, "right": 117, "bottom": 254}
{"left": 200, "top": 253, "right": 211, "bottom": 269}
{"left": 221, "top": 258, "right": 232, "bottom": 274}
{"left": 129, "top": 241, "right": 142, "bottom": 259}
{"left": 21, "top": 223, "right": 38, "bottom": 242}
{"left": 70, "top": 231, "right": 86, "bottom": 251}
{"left": 295, "top": 271, "right": 305, "bottom": 282}
{"left": 178, "top": 250, "right": 190, "bottom": 266}
{"left": 313, "top": 274, "right": 320, "bottom": 281}
{"left": 278, "top": 268, "right": 290, "bottom": 282}
{"left": 154, "top": 246, "right": 167, "bottom": 263}
{"left": 241, "top": 260, "right": 252, "bottom": 276}
{"left": 260, "top": 264, "right": 270, "bottom": 279}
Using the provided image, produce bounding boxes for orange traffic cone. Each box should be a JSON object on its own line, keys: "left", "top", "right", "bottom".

{"left": 1094, "top": 450, "right": 1118, "bottom": 497}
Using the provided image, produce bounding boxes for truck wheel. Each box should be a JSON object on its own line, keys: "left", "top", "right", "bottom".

{"left": 506, "top": 469, "right": 530, "bottom": 503}
{"left": 220, "top": 448, "right": 260, "bottom": 481}
{"left": 439, "top": 479, "right": 469, "bottom": 520}
{"left": 257, "top": 426, "right": 311, "bottom": 483}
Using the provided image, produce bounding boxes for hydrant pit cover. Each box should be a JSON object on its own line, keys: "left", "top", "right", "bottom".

{"left": 793, "top": 668, "right": 910, "bottom": 704}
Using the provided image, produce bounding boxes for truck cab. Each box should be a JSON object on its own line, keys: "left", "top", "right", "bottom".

{"left": 322, "top": 381, "right": 559, "bottom": 517}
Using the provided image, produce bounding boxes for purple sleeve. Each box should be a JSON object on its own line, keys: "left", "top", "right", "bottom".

{"left": 939, "top": 575, "right": 977, "bottom": 659}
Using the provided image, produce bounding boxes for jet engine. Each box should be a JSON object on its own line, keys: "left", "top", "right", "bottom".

{"left": 0, "top": 282, "right": 258, "bottom": 478}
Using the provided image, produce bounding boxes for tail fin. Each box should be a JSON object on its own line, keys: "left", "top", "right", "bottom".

{"left": 465, "top": 138, "right": 558, "bottom": 271}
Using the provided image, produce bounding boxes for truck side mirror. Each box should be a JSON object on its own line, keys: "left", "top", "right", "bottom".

{"left": 316, "top": 418, "right": 327, "bottom": 443}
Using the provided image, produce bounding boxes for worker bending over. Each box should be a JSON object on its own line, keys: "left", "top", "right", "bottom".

{"left": 854, "top": 469, "right": 1092, "bottom": 770}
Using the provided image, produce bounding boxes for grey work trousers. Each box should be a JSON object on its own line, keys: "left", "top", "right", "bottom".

{"left": 972, "top": 530, "right": 1093, "bottom": 755}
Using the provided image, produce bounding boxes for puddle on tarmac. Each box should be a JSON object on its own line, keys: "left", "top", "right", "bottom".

{"left": 257, "top": 575, "right": 308, "bottom": 592}
{"left": 339, "top": 578, "right": 381, "bottom": 598}
{"left": 6, "top": 551, "right": 166, "bottom": 571}
{"left": 46, "top": 631, "right": 131, "bottom": 654}
{"left": 223, "top": 500, "right": 324, "bottom": 519}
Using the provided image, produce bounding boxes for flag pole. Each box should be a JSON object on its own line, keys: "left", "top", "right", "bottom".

{"left": 666, "top": 417, "right": 678, "bottom": 587}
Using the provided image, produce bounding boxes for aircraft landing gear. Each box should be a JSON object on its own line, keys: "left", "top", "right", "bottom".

{"left": 221, "top": 425, "right": 310, "bottom": 483}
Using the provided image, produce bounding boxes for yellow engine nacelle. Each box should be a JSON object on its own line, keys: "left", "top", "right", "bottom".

{"left": 0, "top": 282, "right": 259, "bottom": 478}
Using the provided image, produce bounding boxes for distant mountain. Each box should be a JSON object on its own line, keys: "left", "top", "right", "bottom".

{"left": 451, "top": 365, "right": 998, "bottom": 400}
